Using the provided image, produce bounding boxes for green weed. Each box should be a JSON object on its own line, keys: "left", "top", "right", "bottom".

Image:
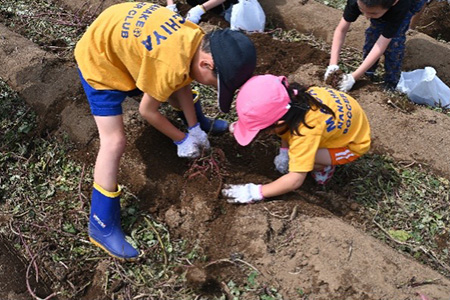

{"left": 0, "top": 77, "right": 286, "bottom": 299}
{"left": 0, "top": 0, "right": 97, "bottom": 59}
{"left": 333, "top": 154, "right": 450, "bottom": 276}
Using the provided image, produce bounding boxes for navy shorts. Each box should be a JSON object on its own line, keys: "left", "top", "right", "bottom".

{"left": 78, "top": 69, "right": 142, "bottom": 116}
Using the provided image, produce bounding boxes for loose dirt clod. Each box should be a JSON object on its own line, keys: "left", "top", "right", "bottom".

{"left": 186, "top": 266, "right": 222, "bottom": 294}
{"left": 325, "top": 69, "right": 344, "bottom": 89}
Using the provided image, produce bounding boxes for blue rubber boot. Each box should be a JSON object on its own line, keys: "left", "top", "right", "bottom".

{"left": 89, "top": 183, "right": 139, "bottom": 260}
{"left": 178, "top": 91, "right": 229, "bottom": 135}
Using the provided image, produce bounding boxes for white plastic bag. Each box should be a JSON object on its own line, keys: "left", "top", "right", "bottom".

{"left": 396, "top": 67, "right": 450, "bottom": 107}
{"left": 230, "top": 0, "right": 265, "bottom": 33}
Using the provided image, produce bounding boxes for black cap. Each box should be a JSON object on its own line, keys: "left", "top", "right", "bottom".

{"left": 210, "top": 29, "right": 257, "bottom": 113}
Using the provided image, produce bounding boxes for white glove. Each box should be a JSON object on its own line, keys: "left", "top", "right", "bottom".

{"left": 174, "top": 133, "right": 200, "bottom": 158}
{"left": 186, "top": 5, "right": 205, "bottom": 24}
{"left": 274, "top": 148, "right": 289, "bottom": 174}
{"left": 338, "top": 74, "right": 355, "bottom": 92}
{"left": 188, "top": 123, "right": 210, "bottom": 150}
{"left": 324, "top": 64, "right": 339, "bottom": 81}
{"left": 166, "top": 4, "right": 178, "bottom": 12}
{"left": 229, "top": 121, "right": 236, "bottom": 134}
{"left": 222, "top": 183, "right": 264, "bottom": 204}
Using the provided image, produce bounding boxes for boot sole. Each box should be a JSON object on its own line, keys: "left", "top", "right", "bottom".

{"left": 89, "top": 237, "right": 139, "bottom": 261}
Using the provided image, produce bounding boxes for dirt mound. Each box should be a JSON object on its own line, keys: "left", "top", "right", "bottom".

{"left": 249, "top": 33, "right": 329, "bottom": 75}
{"left": 1, "top": 1, "right": 450, "bottom": 299}
{"left": 415, "top": 1, "right": 450, "bottom": 42}
{"left": 125, "top": 121, "right": 450, "bottom": 299}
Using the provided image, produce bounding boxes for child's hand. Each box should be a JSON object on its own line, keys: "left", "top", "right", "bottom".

{"left": 324, "top": 65, "right": 339, "bottom": 81}
{"left": 229, "top": 122, "right": 236, "bottom": 134}
{"left": 188, "top": 123, "right": 210, "bottom": 150}
{"left": 166, "top": 4, "right": 178, "bottom": 12}
{"left": 222, "top": 183, "right": 264, "bottom": 204}
{"left": 174, "top": 133, "right": 200, "bottom": 158}
{"left": 186, "top": 5, "right": 206, "bottom": 24}
{"left": 274, "top": 148, "right": 289, "bottom": 174}
{"left": 338, "top": 74, "right": 355, "bottom": 92}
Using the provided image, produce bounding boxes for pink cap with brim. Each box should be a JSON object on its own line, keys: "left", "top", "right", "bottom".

{"left": 233, "top": 75, "right": 291, "bottom": 146}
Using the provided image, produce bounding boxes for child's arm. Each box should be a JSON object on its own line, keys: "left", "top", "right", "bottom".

{"left": 139, "top": 93, "right": 185, "bottom": 142}
{"left": 170, "top": 85, "right": 198, "bottom": 128}
{"left": 339, "top": 34, "right": 391, "bottom": 91}
{"left": 222, "top": 172, "right": 307, "bottom": 204}
{"left": 186, "top": 0, "right": 226, "bottom": 23}
{"left": 325, "top": 18, "right": 351, "bottom": 81}
{"left": 351, "top": 35, "right": 391, "bottom": 80}
{"left": 201, "top": 0, "right": 227, "bottom": 11}
{"left": 261, "top": 172, "right": 307, "bottom": 198}
{"left": 166, "top": 0, "right": 178, "bottom": 12}
{"left": 329, "top": 17, "right": 351, "bottom": 66}
{"left": 140, "top": 92, "right": 209, "bottom": 158}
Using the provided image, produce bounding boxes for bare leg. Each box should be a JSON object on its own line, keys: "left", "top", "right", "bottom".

{"left": 313, "top": 148, "right": 332, "bottom": 170}
{"left": 93, "top": 115, "right": 126, "bottom": 191}
{"left": 88, "top": 115, "right": 139, "bottom": 260}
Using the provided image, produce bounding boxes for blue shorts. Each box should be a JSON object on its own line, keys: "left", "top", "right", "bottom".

{"left": 78, "top": 69, "right": 142, "bottom": 116}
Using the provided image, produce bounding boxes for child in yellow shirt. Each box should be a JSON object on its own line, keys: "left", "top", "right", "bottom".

{"left": 222, "top": 75, "right": 371, "bottom": 203}
{"left": 75, "top": 2, "right": 256, "bottom": 259}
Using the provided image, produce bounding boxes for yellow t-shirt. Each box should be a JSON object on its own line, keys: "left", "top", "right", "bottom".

{"left": 74, "top": 2, "right": 204, "bottom": 102}
{"left": 280, "top": 87, "right": 371, "bottom": 172}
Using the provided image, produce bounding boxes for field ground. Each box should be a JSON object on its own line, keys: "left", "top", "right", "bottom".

{"left": 1, "top": 0, "right": 450, "bottom": 299}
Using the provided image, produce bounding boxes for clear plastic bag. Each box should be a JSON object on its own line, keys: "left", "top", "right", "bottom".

{"left": 230, "top": 0, "right": 265, "bottom": 33}
{"left": 396, "top": 67, "right": 450, "bottom": 107}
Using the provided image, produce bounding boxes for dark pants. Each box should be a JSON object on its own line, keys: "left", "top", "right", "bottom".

{"left": 362, "top": 0, "right": 427, "bottom": 88}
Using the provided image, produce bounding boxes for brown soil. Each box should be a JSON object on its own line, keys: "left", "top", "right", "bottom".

{"left": 414, "top": 0, "right": 450, "bottom": 42}
{"left": 2, "top": 1, "right": 450, "bottom": 299}
{"left": 324, "top": 69, "right": 344, "bottom": 89}
{"left": 250, "top": 33, "right": 329, "bottom": 75}
{"left": 0, "top": 236, "right": 52, "bottom": 300}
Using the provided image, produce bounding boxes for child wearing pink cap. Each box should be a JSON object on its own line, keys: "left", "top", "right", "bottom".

{"left": 222, "top": 75, "right": 371, "bottom": 204}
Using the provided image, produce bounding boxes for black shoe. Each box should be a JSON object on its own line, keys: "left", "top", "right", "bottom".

{"left": 382, "top": 82, "right": 397, "bottom": 91}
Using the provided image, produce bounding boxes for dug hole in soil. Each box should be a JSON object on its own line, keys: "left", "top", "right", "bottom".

{"left": 1, "top": 0, "right": 450, "bottom": 299}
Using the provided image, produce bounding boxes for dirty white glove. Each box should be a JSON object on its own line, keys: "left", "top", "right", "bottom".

{"left": 186, "top": 5, "right": 205, "bottom": 24}
{"left": 166, "top": 4, "right": 178, "bottom": 12}
{"left": 188, "top": 122, "right": 210, "bottom": 150}
{"left": 229, "top": 121, "right": 236, "bottom": 134}
{"left": 274, "top": 148, "right": 289, "bottom": 174}
{"left": 324, "top": 64, "right": 339, "bottom": 81}
{"left": 338, "top": 74, "right": 355, "bottom": 92}
{"left": 174, "top": 133, "right": 200, "bottom": 158}
{"left": 222, "top": 183, "right": 264, "bottom": 204}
